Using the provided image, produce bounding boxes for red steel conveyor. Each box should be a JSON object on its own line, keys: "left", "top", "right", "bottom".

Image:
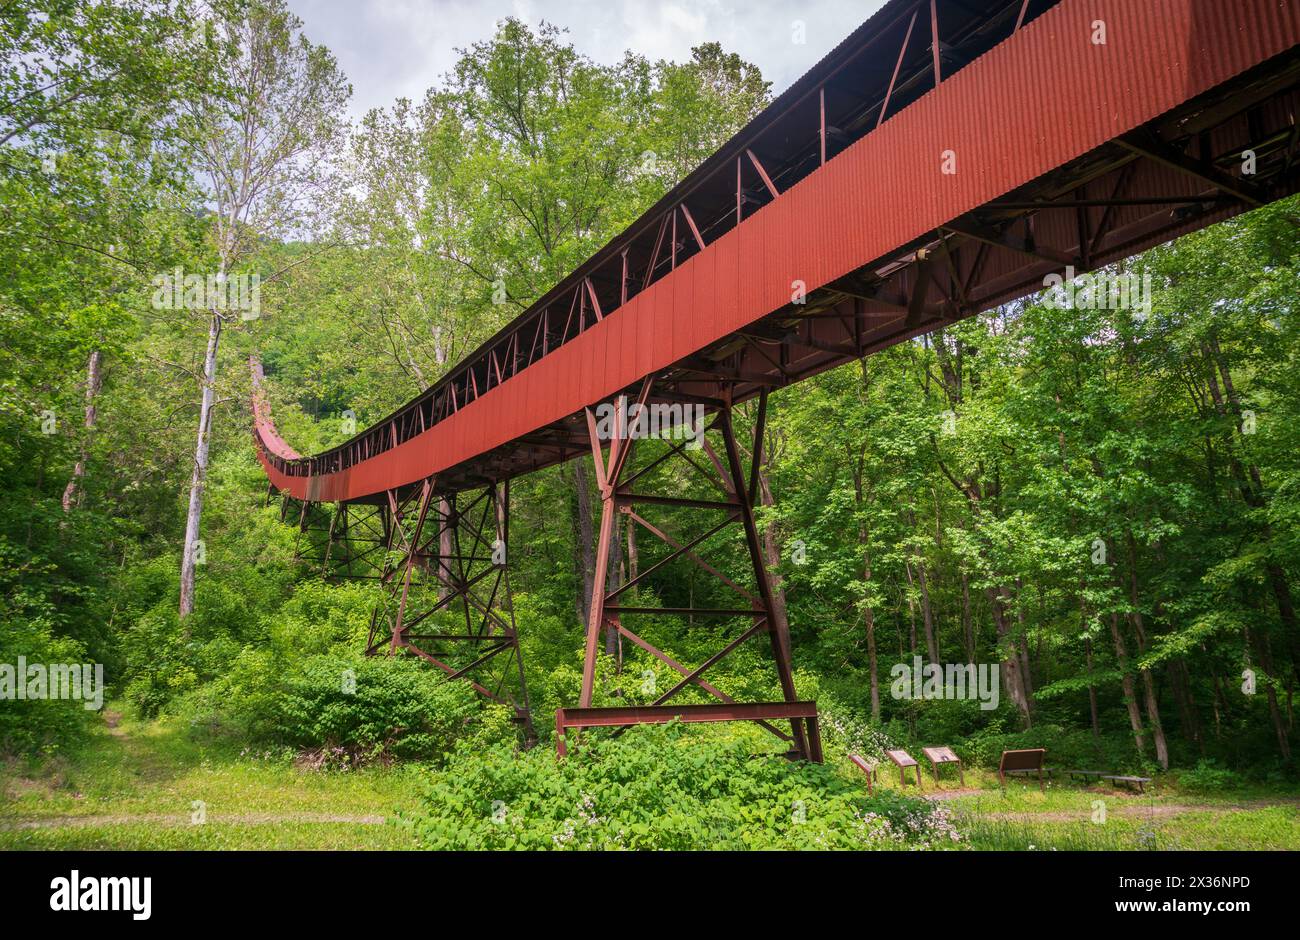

{"left": 253, "top": 0, "right": 1300, "bottom": 504}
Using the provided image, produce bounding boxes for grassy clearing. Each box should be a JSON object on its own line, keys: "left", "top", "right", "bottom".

{"left": 3, "top": 715, "right": 1298, "bottom": 850}
{"left": 892, "top": 771, "right": 1300, "bottom": 851}
{"left": 952, "top": 804, "right": 1300, "bottom": 851}
{"left": 0, "top": 709, "right": 421, "bottom": 850}
{"left": 0, "top": 821, "right": 415, "bottom": 851}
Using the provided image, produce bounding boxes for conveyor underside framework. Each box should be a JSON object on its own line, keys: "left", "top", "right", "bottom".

{"left": 253, "top": 0, "right": 1300, "bottom": 754}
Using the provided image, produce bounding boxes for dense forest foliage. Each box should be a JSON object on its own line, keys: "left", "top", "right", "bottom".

{"left": 3, "top": 0, "right": 1298, "bottom": 847}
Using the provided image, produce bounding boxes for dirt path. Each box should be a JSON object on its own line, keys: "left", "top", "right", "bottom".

{"left": 971, "top": 805, "right": 1203, "bottom": 822}
{"left": 919, "top": 787, "right": 1300, "bottom": 822}
{"left": 942, "top": 801, "right": 1300, "bottom": 822}
{"left": 103, "top": 710, "right": 128, "bottom": 738}
{"left": 0, "top": 812, "right": 387, "bottom": 831}
{"left": 1, "top": 710, "right": 411, "bottom": 839}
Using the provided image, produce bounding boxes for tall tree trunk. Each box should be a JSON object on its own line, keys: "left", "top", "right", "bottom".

{"left": 1109, "top": 612, "right": 1148, "bottom": 757}
{"left": 1263, "top": 560, "right": 1300, "bottom": 687}
{"left": 928, "top": 331, "right": 1034, "bottom": 726}
{"left": 905, "top": 560, "right": 919, "bottom": 657}
{"left": 960, "top": 570, "right": 974, "bottom": 662}
{"left": 1246, "top": 624, "right": 1292, "bottom": 760}
{"left": 755, "top": 470, "right": 791, "bottom": 638}
{"left": 1211, "top": 672, "right": 1227, "bottom": 741}
{"left": 494, "top": 488, "right": 511, "bottom": 616}
{"left": 1086, "top": 636, "right": 1101, "bottom": 750}
{"left": 851, "top": 439, "right": 881, "bottom": 720}
{"left": 1205, "top": 340, "right": 1300, "bottom": 684}
{"left": 1014, "top": 583, "right": 1035, "bottom": 699}
{"left": 1124, "top": 534, "right": 1169, "bottom": 769}
{"left": 1170, "top": 658, "right": 1202, "bottom": 755}
{"left": 62, "top": 349, "right": 103, "bottom": 511}
{"left": 987, "top": 586, "right": 1032, "bottom": 726}
{"left": 859, "top": 526, "right": 881, "bottom": 720}
{"left": 1136, "top": 654, "right": 1169, "bottom": 769}
{"left": 626, "top": 513, "right": 638, "bottom": 582}
{"left": 179, "top": 314, "right": 221, "bottom": 620}
{"left": 917, "top": 557, "right": 939, "bottom": 663}
{"left": 865, "top": 601, "right": 880, "bottom": 722}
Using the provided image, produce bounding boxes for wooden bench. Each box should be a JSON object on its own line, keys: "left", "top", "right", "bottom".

{"left": 1104, "top": 774, "right": 1152, "bottom": 793}
{"left": 922, "top": 746, "right": 965, "bottom": 787}
{"left": 1065, "top": 770, "right": 1152, "bottom": 792}
{"left": 998, "top": 748, "right": 1047, "bottom": 791}
{"left": 886, "top": 749, "right": 922, "bottom": 786}
{"left": 849, "top": 754, "right": 877, "bottom": 794}
{"left": 1067, "top": 769, "right": 1107, "bottom": 783}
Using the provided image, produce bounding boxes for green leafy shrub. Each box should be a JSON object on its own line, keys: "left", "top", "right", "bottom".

{"left": 118, "top": 560, "right": 379, "bottom": 719}
{"left": 0, "top": 530, "right": 106, "bottom": 756}
{"left": 1179, "top": 759, "right": 1236, "bottom": 793}
{"left": 406, "top": 723, "right": 964, "bottom": 850}
{"left": 265, "top": 579, "right": 378, "bottom": 656}
{"left": 272, "top": 655, "right": 484, "bottom": 763}
{"left": 178, "top": 651, "right": 513, "bottom": 765}
{"left": 904, "top": 695, "right": 1007, "bottom": 744}
{"left": 792, "top": 673, "right": 896, "bottom": 763}
{"left": 957, "top": 719, "right": 1142, "bottom": 773}
{"left": 0, "top": 612, "right": 96, "bottom": 757}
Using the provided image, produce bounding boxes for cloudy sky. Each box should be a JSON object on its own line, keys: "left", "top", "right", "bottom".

{"left": 286, "top": 0, "right": 887, "bottom": 121}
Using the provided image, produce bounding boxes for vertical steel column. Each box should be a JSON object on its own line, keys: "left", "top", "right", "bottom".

{"left": 579, "top": 469, "right": 617, "bottom": 707}
{"left": 570, "top": 380, "right": 818, "bottom": 760}
{"left": 351, "top": 480, "right": 535, "bottom": 743}
{"left": 717, "top": 395, "right": 810, "bottom": 757}
{"left": 390, "top": 478, "right": 434, "bottom": 652}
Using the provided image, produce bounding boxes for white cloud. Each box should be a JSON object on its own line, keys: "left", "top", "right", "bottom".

{"left": 287, "top": 0, "right": 886, "bottom": 121}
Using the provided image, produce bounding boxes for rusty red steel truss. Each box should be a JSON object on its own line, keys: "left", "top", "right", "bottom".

{"left": 563, "top": 381, "right": 821, "bottom": 760}
{"left": 251, "top": 0, "right": 1300, "bottom": 758}
{"left": 277, "top": 474, "right": 537, "bottom": 742}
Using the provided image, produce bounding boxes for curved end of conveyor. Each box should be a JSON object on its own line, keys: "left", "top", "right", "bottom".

{"left": 250, "top": 356, "right": 310, "bottom": 498}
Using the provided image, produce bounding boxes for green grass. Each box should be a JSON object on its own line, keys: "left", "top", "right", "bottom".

{"left": 0, "top": 821, "right": 415, "bottom": 850}
{"left": 4, "top": 714, "right": 1298, "bottom": 850}
{"left": 935, "top": 776, "right": 1300, "bottom": 850}
{"left": 0, "top": 709, "right": 422, "bottom": 850}
{"left": 955, "top": 807, "right": 1300, "bottom": 851}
